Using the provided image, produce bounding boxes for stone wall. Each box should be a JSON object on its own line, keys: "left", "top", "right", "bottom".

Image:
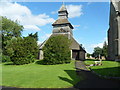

{"left": 108, "top": 0, "right": 120, "bottom": 61}
{"left": 79, "top": 51, "right": 85, "bottom": 61}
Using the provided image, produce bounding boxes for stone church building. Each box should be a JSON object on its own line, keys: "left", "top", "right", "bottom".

{"left": 39, "top": 4, "right": 86, "bottom": 60}
{"left": 108, "top": 0, "right": 120, "bottom": 61}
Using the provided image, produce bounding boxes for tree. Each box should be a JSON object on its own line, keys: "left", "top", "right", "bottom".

{"left": 24, "top": 36, "right": 39, "bottom": 59}
{"left": 87, "top": 53, "right": 91, "bottom": 58}
{"left": 43, "top": 35, "right": 71, "bottom": 65}
{"left": 1, "top": 16, "right": 23, "bottom": 56}
{"left": 7, "top": 36, "right": 38, "bottom": 65}
{"left": 1, "top": 16, "right": 39, "bottom": 64}
{"left": 28, "top": 32, "right": 38, "bottom": 41}
{"left": 9, "top": 37, "right": 35, "bottom": 65}
{"left": 92, "top": 47, "right": 102, "bottom": 59}
{"left": 1, "top": 16, "right": 23, "bottom": 37}
{"left": 102, "top": 41, "right": 108, "bottom": 59}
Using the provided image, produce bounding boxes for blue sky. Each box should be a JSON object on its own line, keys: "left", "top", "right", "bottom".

{"left": 0, "top": 1, "right": 110, "bottom": 53}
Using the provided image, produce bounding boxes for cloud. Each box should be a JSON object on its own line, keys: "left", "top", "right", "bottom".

{"left": 85, "top": 37, "right": 108, "bottom": 54}
{"left": 91, "top": 42, "right": 104, "bottom": 48}
{"left": 51, "top": 11, "right": 57, "bottom": 14}
{"left": 73, "top": 25, "right": 80, "bottom": 31}
{"left": 0, "top": 2, "right": 55, "bottom": 31}
{"left": 73, "top": 25, "right": 80, "bottom": 28}
{"left": 24, "top": 25, "right": 41, "bottom": 31}
{"left": 90, "top": 37, "right": 108, "bottom": 48}
{"left": 66, "top": 5, "right": 83, "bottom": 18}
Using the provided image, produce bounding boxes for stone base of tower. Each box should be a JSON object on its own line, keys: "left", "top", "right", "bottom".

{"left": 72, "top": 50, "right": 85, "bottom": 61}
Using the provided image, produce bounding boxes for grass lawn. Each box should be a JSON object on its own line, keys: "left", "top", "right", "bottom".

{"left": 0, "top": 60, "right": 81, "bottom": 88}
{"left": 84, "top": 59, "right": 120, "bottom": 77}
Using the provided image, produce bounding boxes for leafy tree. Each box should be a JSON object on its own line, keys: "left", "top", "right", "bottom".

{"left": 7, "top": 36, "right": 38, "bottom": 65}
{"left": 1, "top": 16, "right": 39, "bottom": 64}
{"left": 1, "top": 16, "right": 23, "bottom": 56}
{"left": 92, "top": 47, "right": 102, "bottom": 59}
{"left": 102, "top": 41, "right": 108, "bottom": 59}
{"left": 87, "top": 53, "right": 91, "bottom": 58}
{"left": 24, "top": 36, "right": 39, "bottom": 59}
{"left": 1, "top": 16, "right": 23, "bottom": 37}
{"left": 28, "top": 32, "right": 38, "bottom": 41}
{"left": 43, "top": 35, "right": 71, "bottom": 65}
{"left": 9, "top": 37, "right": 35, "bottom": 65}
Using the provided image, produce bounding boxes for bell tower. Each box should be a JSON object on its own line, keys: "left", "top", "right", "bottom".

{"left": 52, "top": 3, "right": 74, "bottom": 37}
{"left": 58, "top": 4, "right": 68, "bottom": 19}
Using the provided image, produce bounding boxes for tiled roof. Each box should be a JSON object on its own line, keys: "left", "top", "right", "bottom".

{"left": 52, "top": 19, "right": 69, "bottom": 25}
{"left": 52, "top": 19, "right": 74, "bottom": 29}
{"left": 39, "top": 34, "right": 86, "bottom": 52}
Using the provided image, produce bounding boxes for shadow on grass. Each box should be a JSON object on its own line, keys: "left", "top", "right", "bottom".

{"left": 59, "top": 67, "right": 120, "bottom": 88}
{"left": 58, "top": 70, "right": 81, "bottom": 87}
{"left": 91, "top": 66, "right": 120, "bottom": 77}
{"left": 35, "top": 60, "right": 46, "bottom": 65}
{"left": 4, "top": 62, "right": 14, "bottom": 65}
{"left": 85, "top": 59, "right": 99, "bottom": 61}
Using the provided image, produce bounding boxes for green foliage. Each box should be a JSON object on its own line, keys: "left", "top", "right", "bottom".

{"left": 1, "top": 55, "right": 11, "bottom": 63}
{"left": 102, "top": 41, "right": 108, "bottom": 59}
{"left": 28, "top": 32, "right": 38, "bottom": 41}
{"left": 43, "top": 35, "right": 71, "bottom": 65}
{"left": 9, "top": 37, "right": 35, "bottom": 65}
{"left": 92, "top": 47, "right": 103, "bottom": 58}
{"left": 7, "top": 36, "right": 38, "bottom": 65}
{"left": 1, "top": 16, "right": 23, "bottom": 56}
{"left": 24, "top": 36, "right": 39, "bottom": 59}
{"left": 1, "top": 16, "right": 23, "bottom": 37}
{"left": 92, "top": 41, "right": 108, "bottom": 59}
{"left": 87, "top": 53, "right": 91, "bottom": 58}
{"left": 1, "top": 16, "right": 39, "bottom": 65}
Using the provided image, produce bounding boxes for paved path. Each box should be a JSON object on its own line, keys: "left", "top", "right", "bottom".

{"left": 74, "top": 61, "right": 120, "bottom": 89}
{"left": 1, "top": 61, "right": 120, "bottom": 90}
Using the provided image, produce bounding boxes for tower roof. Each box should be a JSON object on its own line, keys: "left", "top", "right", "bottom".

{"left": 52, "top": 19, "right": 74, "bottom": 29}
{"left": 58, "top": 4, "right": 67, "bottom": 12}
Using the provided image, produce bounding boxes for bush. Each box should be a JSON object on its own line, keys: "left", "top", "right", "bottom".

{"left": 10, "top": 37, "right": 36, "bottom": 65}
{"left": 1, "top": 55, "right": 11, "bottom": 62}
{"left": 24, "top": 36, "right": 39, "bottom": 59}
{"left": 11, "top": 53, "right": 34, "bottom": 65}
{"left": 43, "top": 35, "right": 71, "bottom": 65}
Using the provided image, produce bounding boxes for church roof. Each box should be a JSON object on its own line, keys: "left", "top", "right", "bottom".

{"left": 39, "top": 34, "right": 86, "bottom": 52}
{"left": 52, "top": 19, "right": 74, "bottom": 29}
{"left": 70, "top": 36, "right": 86, "bottom": 52}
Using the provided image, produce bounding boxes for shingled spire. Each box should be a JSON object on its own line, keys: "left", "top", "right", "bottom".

{"left": 58, "top": 3, "right": 68, "bottom": 19}
{"left": 52, "top": 3, "right": 73, "bottom": 35}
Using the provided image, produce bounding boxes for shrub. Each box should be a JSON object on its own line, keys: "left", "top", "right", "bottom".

{"left": 1, "top": 55, "right": 11, "bottom": 62}
{"left": 43, "top": 35, "right": 71, "bottom": 65}
{"left": 24, "top": 36, "right": 39, "bottom": 59}
{"left": 11, "top": 53, "right": 34, "bottom": 65}
{"left": 10, "top": 37, "right": 36, "bottom": 65}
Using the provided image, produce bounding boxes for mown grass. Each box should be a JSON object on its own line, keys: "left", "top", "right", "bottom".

{"left": 84, "top": 59, "right": 120, "bottom": 77}
{"left": 1, "top": 60, "right": 81, "bottom": 88}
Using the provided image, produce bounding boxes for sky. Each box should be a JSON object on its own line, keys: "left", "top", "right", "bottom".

{"left": 0, "top": 1, "right": 110, "bottom": 54}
